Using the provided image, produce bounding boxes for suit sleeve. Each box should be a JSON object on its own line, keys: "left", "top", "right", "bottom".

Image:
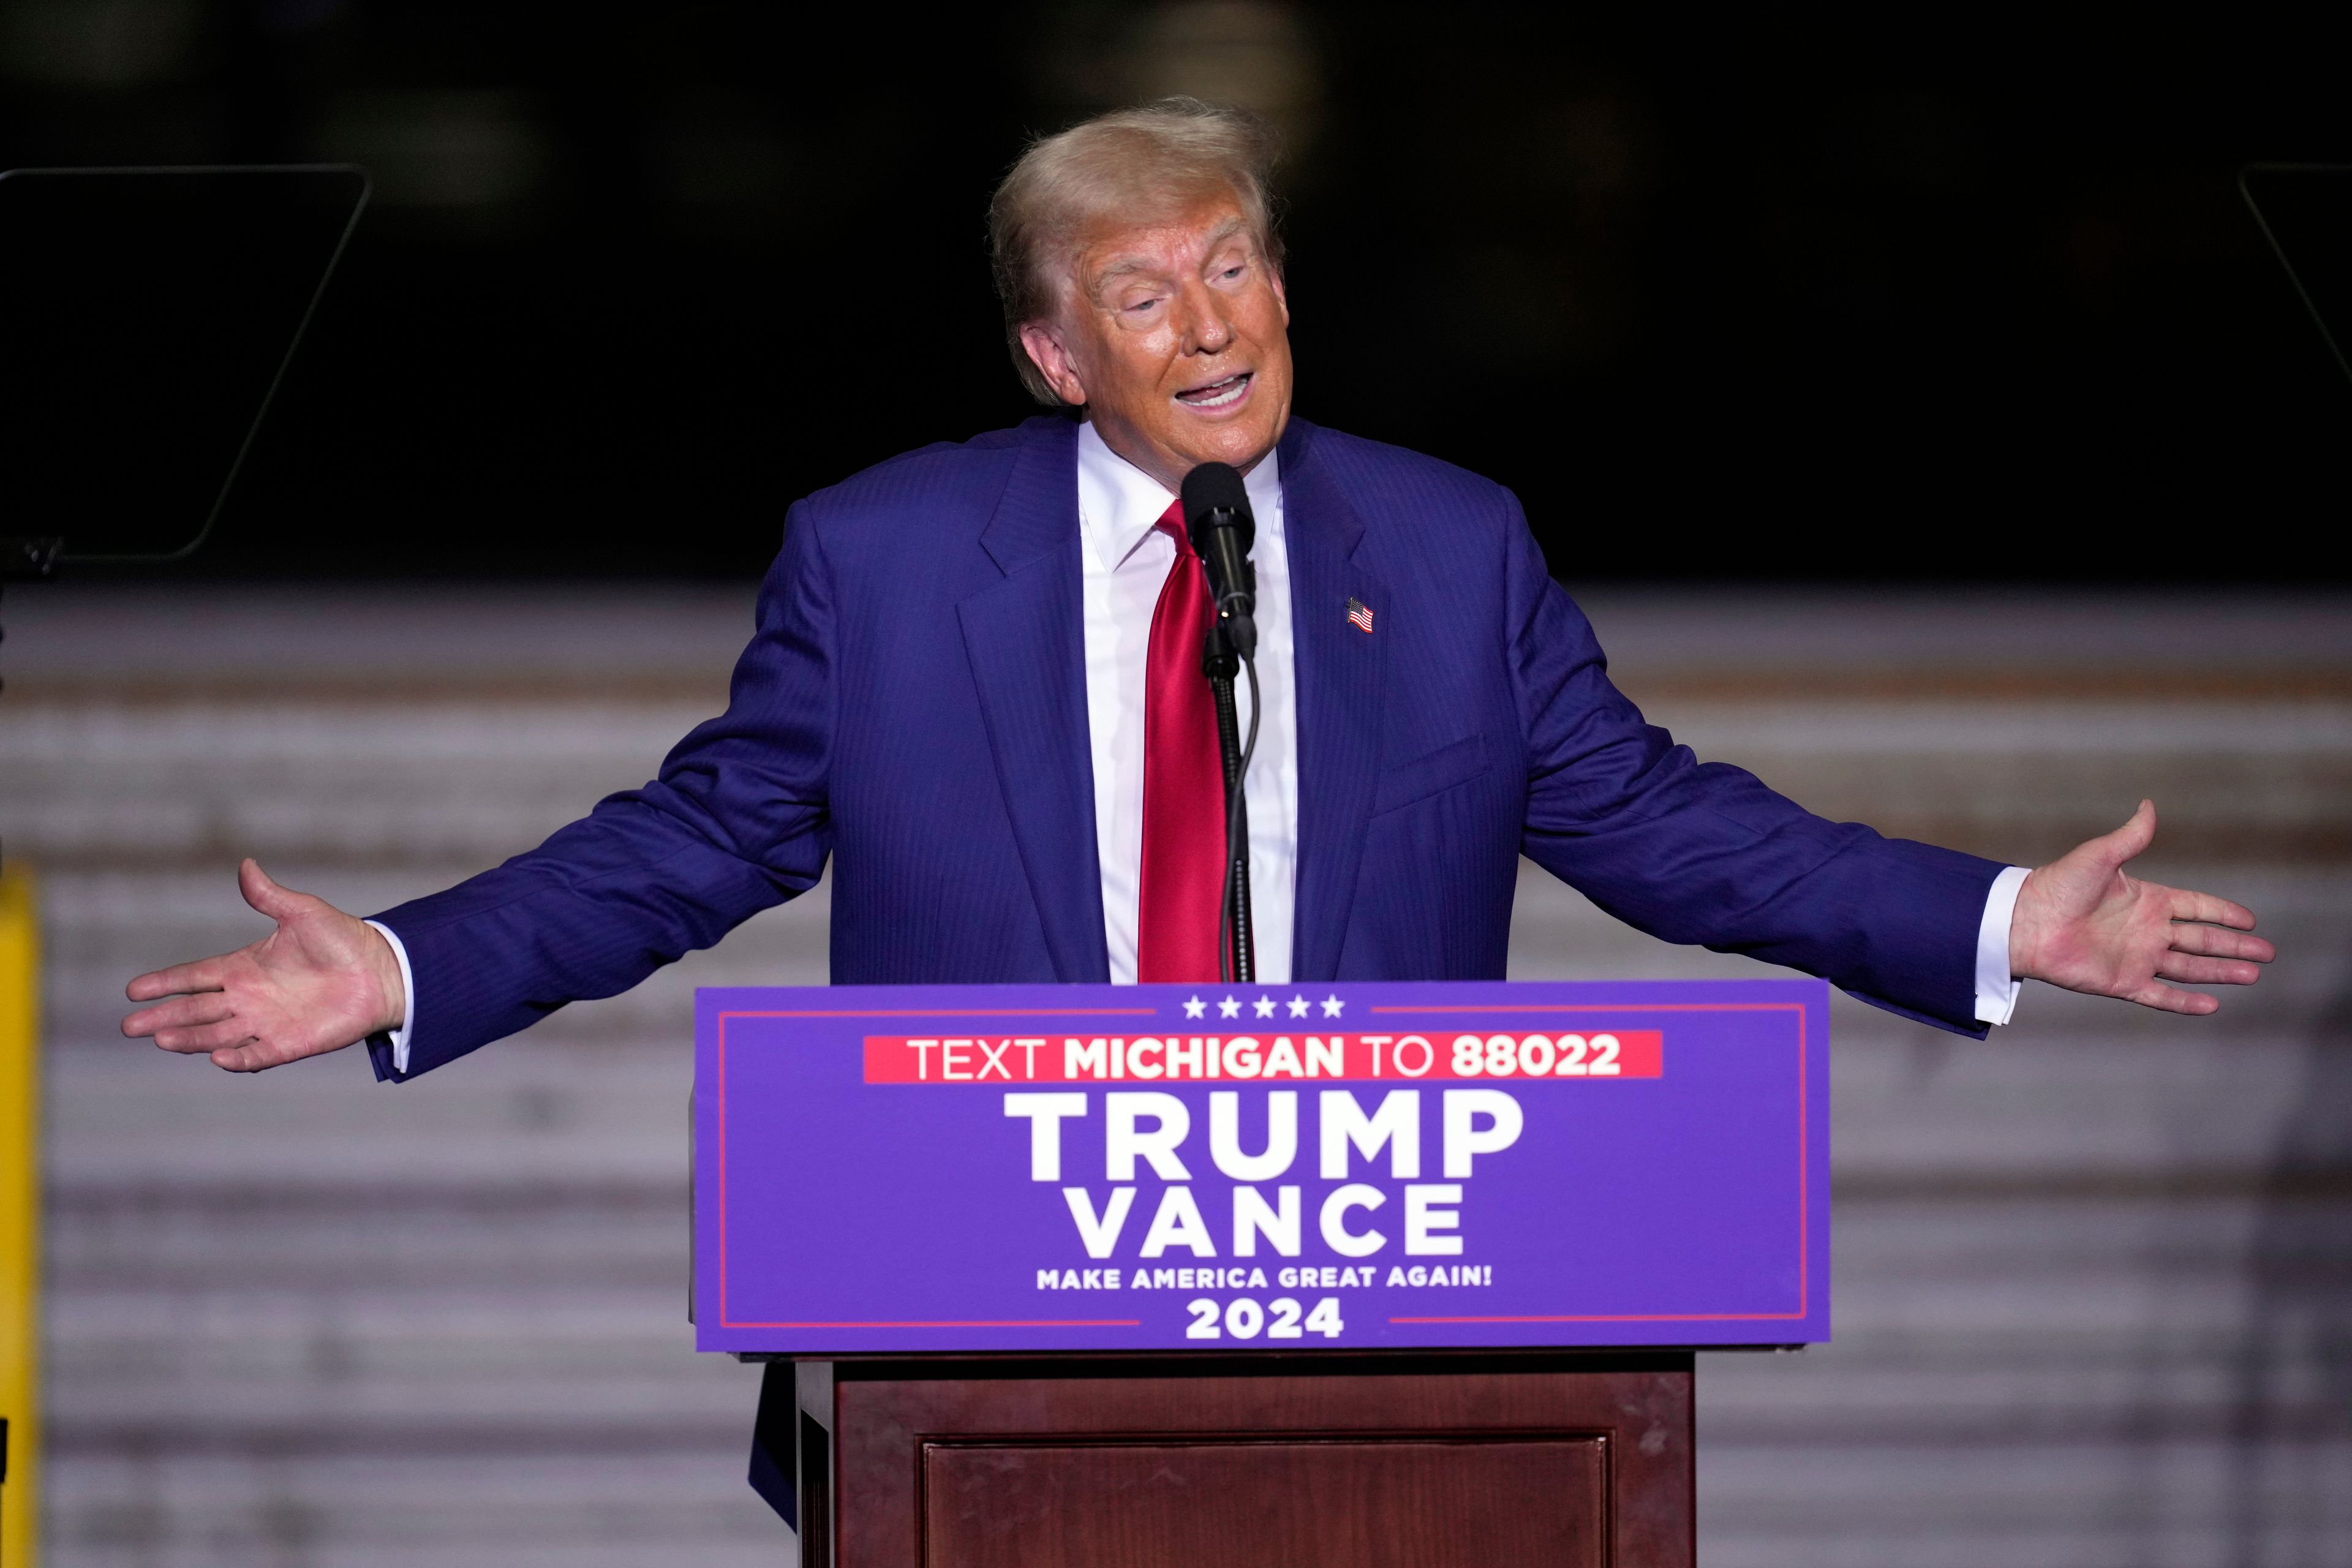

{"left": 1503, "top": 497, "right": 2001, "bottom": 1036}
{"left": 365, "top": 505, "right": 839, "bottom": 1080}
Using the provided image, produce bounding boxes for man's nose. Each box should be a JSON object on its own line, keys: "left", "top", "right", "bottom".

{"left": 1175, "top": 282, "right": 1234, "bottom": 354}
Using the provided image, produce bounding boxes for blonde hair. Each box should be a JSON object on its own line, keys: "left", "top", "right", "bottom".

{"left": 989, "top": 98, "right": 1283, "bottom": 405}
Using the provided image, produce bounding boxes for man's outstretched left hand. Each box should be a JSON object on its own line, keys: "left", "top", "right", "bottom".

{"left": 2009, "top": 800, "right": 2274, "bottom": 1015}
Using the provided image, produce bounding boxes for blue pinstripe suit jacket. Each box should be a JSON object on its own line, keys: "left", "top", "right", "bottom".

{"left": 368, "top": 414, "right": 2000, "bottom": 1082}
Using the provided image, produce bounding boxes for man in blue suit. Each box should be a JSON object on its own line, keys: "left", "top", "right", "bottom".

{"left": 127, "top": 107, "right": 2267, "bottom": 1134}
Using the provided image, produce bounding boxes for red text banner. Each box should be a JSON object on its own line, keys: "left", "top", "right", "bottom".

{"left": 862, "top": 1030, "right": 1664, "bottom": 1085}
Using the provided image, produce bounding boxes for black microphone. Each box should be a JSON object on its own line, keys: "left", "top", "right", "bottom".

{"left": 1180, "top": 461, "right": 1257, "bottom": 660}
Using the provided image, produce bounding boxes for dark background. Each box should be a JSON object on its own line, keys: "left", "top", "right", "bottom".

{"left": 3, "top": 2, "right": 2344, "bottom": 581}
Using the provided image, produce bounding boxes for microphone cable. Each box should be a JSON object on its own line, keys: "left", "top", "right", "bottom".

{"left": 1219, "top": 650, "right": 1261, "bottom": 986}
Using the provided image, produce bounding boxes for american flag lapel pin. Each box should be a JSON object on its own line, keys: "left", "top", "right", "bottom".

{"left": 1346, "top": 597, "right": 1375, "bottom": 634}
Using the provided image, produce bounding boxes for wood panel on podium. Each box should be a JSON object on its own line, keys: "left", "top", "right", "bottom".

{"left": 793, "top": 1354, "right": 1691, "bottom": 1568}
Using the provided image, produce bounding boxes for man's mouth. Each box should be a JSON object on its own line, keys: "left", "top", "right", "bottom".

{"left": 1175, "top": 372, "right": 1253, "bottom": 410}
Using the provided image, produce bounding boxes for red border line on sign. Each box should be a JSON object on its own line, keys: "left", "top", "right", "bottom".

{"left": 715, "top": 1008, "right": 1155, "bottom": 1330}
{"left": 718, "top": 1319, "right": 1144, "bottom": 1329}
{"left": 718, "top": 1007, "right": 1159, "bottom": 1019}
{"left": 1370, "top": 1001, "right": 1811, "bottom": 1324}
{"left": 1368, "top": 1003, "right": 1796, "bottom": 1014}
{"left": 1389, "top": 1311, "right": 1791, "bottom": 1324}
{"left": 715, "top": 1000, "right": 1815, "bottom": 1333}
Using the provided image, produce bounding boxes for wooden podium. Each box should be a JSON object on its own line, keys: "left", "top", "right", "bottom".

{"left": 698, "top": 979, "right": 1824, "bottom": 1567}
{"left": 782, "top": 1352, "right": 1691, "bottom": 1567}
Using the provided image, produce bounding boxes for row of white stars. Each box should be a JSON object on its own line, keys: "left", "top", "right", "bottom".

{"left": 1182, "top": 993, "right": 1346, "bottom": 1020}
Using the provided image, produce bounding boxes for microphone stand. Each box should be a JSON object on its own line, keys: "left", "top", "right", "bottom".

{"left": 1202, "top": 623, "right": 1256, "bottom": 984}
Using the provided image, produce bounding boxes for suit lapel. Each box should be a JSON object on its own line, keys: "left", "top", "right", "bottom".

{"left": 957, "top": 417, "right": 1111, "bottom": 982}
{"left": 1281, "top": 420, "right": 1387, "bottom": 981}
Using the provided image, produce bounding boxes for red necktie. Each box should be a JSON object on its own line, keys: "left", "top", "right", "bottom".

{"left": 1136, "top": 500, "right": 1224, "bottom": 982}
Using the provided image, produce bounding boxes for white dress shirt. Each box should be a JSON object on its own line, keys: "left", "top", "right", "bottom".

{"left": 1076, "top": 419, "right": 1298, "bottom": 985}
{"left": 371, "top": 429, "right": 2027, "bottom": 1070}
{"left": 1975, "top": 865, "right": 2029, "bottom": 1024}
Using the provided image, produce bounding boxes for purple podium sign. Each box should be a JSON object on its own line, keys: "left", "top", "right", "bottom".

{"left": 692, "top": 978, "right": 1828, "bottom": 1355}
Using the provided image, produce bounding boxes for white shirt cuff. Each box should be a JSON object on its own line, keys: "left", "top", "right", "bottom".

{"left": 1973, "top": 865, "right": 2032, "bottom": 1025}
{"left": 364, "top": 919, "right": 417, "bottom": 1074}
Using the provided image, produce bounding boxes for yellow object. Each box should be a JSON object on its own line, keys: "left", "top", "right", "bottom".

{"left": 0, "top": 864, "right": 38, "bottom": 1567}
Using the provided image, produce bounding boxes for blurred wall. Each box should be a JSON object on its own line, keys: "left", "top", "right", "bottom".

{"left": 4, "top": 582, "right": 2350, "bottom": 1565}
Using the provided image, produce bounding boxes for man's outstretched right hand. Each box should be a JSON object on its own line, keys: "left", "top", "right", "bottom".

{"left": 123, "top": 858, "right": 405, "bottom": 1073}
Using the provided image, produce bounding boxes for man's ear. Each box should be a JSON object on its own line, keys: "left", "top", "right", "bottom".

{"left": 1268, "top": 265, "right": 1289, "bottom": 326}
{"left": 1018, "top": 322, "right": 1088, "bottom": 406}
